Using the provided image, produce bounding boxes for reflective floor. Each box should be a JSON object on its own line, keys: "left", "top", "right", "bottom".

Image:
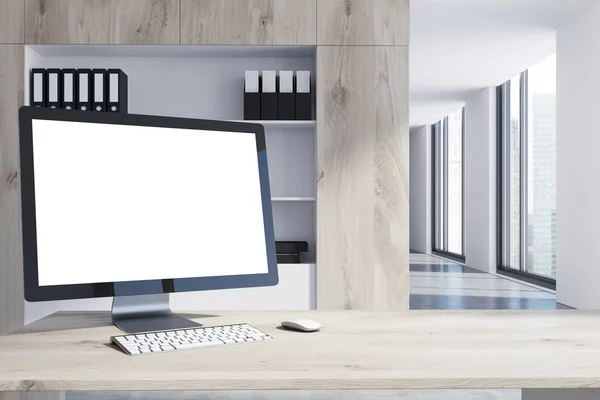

{"left": 409, "top": 253, "right": 557, "bottom": 310}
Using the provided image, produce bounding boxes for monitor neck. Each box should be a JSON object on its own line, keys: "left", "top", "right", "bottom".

{"left": 111, "top": 293, "right": 201, "bottom": 334}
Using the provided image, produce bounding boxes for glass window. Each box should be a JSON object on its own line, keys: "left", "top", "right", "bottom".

{"left": 432, "top": 107, "right": 465, "bottom": 258}
{"left": 508, "top": 75, "right": 521, "bottom": 269}
{"left": 498, "top": 53, "right": 556, "bottom": 281}
{"left": 447, "top": 108, "right": 463, "bottom": 255}
{"left": 526, "top": 54, "right": 556, "bottom": 278}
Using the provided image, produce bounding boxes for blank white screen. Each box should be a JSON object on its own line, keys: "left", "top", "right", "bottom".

{"left": 32, "top": 119, "right": 268, "bottom": 286}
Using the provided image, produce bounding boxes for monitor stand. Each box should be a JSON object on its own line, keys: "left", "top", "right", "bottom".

{"left": 111, "top": 293, "right": 202, "bottom": 334}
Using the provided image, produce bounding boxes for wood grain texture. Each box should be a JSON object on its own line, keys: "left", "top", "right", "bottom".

{"left": 24, "top": 0, "right": 180, "bottom": 44}
{"left": 0, "top": 0, "right": 25, "bottom": 43}
{"left": 66, "top": 390, "right": 521, "bottom": 400}
{"left": 0, "top": 392, "right": 64, "bottom": 400}
{"left": 316, "top": 46, "right": 409, "bottom": 311}
{"left": 316, "top": 46, "right": 375, "bottom": 310}
{"left": 373, "top": 46, "right": 409, "bottom": 310}
{"left": 3, "top": 310, "right": 600, "bottom": 390}
{"left": 181, "top": 0, "right": 316, "bottom": 45}
{"left": 0, "top": 45, "right": 25, "bottom": 336}
{"left": 317, "top": 0, "right": 409, "bottom": 46}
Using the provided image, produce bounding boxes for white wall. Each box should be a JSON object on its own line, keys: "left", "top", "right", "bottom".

{"left": 556, "top": 2, "right": 600, "bottom": 309}
{"left": 409, "top": 126, "right": 432, "bottom": 253}
{"left": 464, "top": 88, "right": 497, "bottom": 273}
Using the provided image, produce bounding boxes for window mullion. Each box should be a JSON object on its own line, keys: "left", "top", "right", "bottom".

{"left": 443, "top": 117, "right": 449, "bottom": 252}
{"left": 520, "top": 71, "right": 529, "bottom": 272}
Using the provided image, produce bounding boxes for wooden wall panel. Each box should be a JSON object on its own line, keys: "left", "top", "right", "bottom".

{"left": 316, "top": 46, "right": 408, "bottom": 311}
{"left": 181, "top": 0, "right": 316, "bottom": 45}
{"left": 372, "top": 46, "right": 409, "bottom": 310}
{"left": 316, "top": 46, "right": 376, "bottom": 310}
{"left": 0, "top": 0, "right": 25, "bottom": 43}
{"left": 317, "top": 0, "right": 409, "bottom": 46}
{"left": 0, "top": 45, "right": 25, "bottom": 335}
{"left": 24, "top": 0, "right": 180, "bottom": 44}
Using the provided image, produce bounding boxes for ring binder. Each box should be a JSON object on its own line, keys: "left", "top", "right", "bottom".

{"left": 92, "top": 69, "right": 108, "bottom": 112}
{"left": 76, "top": 69, "right": 93, "bottom": 111}
{"left": 107, "top": 69, "right": 128, "bottom": 113}
{"left": 46, "top": 69, "right": 62, "bottom": 109}
{"left": 61, "top": 69, "right": 78, "bottom": 110}
{"left": 30, "top": 69, "right": 48, "bottom": 108}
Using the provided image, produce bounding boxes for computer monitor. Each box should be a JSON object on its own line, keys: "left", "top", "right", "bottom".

{"left": 18, "top": 106, "right": 278, "bottom": 333}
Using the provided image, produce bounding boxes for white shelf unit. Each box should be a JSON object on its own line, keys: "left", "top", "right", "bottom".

{"left": 272, "top": 197, "right": 316, "bottom": 202}
{"left": 23, "top": 45, "right": 317, "bottom": 320}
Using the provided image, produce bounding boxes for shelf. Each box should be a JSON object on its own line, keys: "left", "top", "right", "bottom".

{"left": 277, "top": 263, "right": 316, "bottom": 267}
{"left": 231, "top": 120, "right": 316, "bottom": 130}
{"left": 272, "top": 197, "right": 316, "bottom": 202}
{"left": 27, "top": 45, "right": 316, "bottom": 59}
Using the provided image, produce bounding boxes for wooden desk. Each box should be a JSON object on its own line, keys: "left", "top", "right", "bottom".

{"left": 1, "top": 310, "right": 600, "bottom": 396}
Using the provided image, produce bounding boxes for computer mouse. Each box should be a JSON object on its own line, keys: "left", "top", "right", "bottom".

{"left": 281, "top": 318, "right": 321, "bottom": 332}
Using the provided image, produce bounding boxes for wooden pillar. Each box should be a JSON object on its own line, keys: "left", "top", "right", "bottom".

{"left": 0, "top": 1, "right": 25, "bottom": 333}
{"left": 315, "top": 0, "right": 410, "bottom": 310}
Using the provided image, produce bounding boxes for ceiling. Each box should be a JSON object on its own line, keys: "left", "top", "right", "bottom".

{"left": 409, "top": 0, "right": 600, "bottom": 128}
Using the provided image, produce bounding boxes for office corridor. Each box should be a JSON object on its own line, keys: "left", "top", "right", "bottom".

{"left": 409, "top": 253, "right": 557, "bottom": 310}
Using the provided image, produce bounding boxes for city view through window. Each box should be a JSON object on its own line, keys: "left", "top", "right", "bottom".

{"left": 447, "top": 108, "right": 463, "bottom": 255}
{"left": 432, "top": 108, "right": 464, "bottom": 258}
{"left": 527, "top": 54, "right": 557, "bottom": 278}
{"left": 505, "top": 53, "right": 556, "bottom": 279}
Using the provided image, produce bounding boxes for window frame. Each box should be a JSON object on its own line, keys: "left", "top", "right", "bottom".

{"left": 431, "top": 107, "right": 466, "bottom": 262}
{"left": 496, "top": 72, "right": 556, "bottom": 289}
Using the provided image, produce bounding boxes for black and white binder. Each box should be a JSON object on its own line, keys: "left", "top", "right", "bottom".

{"left": 76, "top": 69, "right": 93, "bottom": 111}
{"left": 30, "top": 69, "right": 47, "bottom": 108}
{"left": 244, "top": 70, "right": 260, "bottom": 120}
{"left": 107, "top": 69, "right": 128, "bottom": 113}
{"left": 295, "top": 71, "right": 312, "bottom": 120}
{"left": 61, "top": 69, "right": 77, "bottom": 110}
{"left": 260, "top": 70, "right": 277, "bottom": 120}
{"left": 92, "top": 69, "right": 108, "bottom": 112}
{"left": 46, "top": 69, "right": 62, "bottom": 109}
{"left": 277, "top": 71, "right": 295, "bottom": 120}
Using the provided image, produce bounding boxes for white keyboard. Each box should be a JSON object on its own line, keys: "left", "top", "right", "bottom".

{"left": 110, "top": 323, "right": 272, "bottom": 355}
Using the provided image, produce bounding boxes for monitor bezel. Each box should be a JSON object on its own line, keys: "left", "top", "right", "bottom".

{"left": 18, "top": 106, "right": 279, "bottom": 302}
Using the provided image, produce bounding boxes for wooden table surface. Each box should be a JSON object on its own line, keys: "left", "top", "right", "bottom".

{"left": 1, "top": 310, "right": 600, "bottom": 391}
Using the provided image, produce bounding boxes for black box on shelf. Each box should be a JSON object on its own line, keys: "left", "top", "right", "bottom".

{"left": 244, "top": 70, "right": 261, "bottom": 120}
{"left": 244, "top": 91, "right": 261, "bottom": 120}
{"left": 276, "top": 253, "right": 301, "bottom": 264}
{"left": 275, "top": 241, "right": 309, "bottom": 264}
{"left": 260, "top": 70, "right": 278, "bottom": 120}
{"left": 276, "top": 241, "right": 309, "bottom": 254}
{"left": 295, "top": 71, "right": 312, "bottom": 120}
{"left": 277, "top": 71, "right": 295, "bottom": 120}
